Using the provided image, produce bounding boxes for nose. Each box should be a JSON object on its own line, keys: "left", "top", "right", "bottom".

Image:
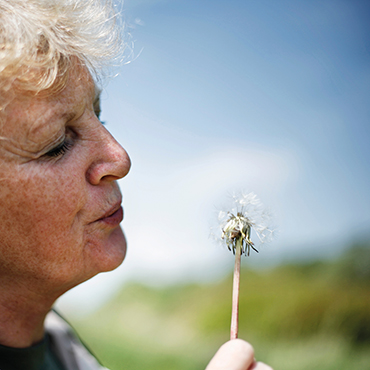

{"left": 86, "top": 125, "right": 131, "bottom": 185}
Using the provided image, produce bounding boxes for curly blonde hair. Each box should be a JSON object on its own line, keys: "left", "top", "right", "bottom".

{"left": 0, "top": 0, "right": 124, "bottom": 97}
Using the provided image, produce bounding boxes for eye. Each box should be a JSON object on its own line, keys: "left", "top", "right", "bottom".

{"left": 44, "top": 139, "right": 73, "bottom": 158}
{"left": 42, "top": 126, "right": 77, "bottom": 159}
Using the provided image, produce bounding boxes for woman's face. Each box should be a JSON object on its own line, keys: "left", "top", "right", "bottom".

{"left": 0, "top": 64, "right": 131, "bottom": 295}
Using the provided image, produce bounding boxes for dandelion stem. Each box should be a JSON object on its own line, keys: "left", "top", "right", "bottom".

{"left": 230, "top": 237, "right": 242, "bottom": 340}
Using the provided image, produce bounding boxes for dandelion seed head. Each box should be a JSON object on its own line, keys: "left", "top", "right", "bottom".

{"left": 218, "top": 191, "right": 274, "bottom": 256}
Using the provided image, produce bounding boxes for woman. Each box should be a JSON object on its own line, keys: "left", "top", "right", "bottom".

{"left": 0, "top": 1, "right": 273, "bottom": 369}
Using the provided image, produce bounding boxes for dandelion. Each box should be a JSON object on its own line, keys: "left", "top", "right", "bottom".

{"left": 218, "top": 191, "right": 273, "bottom": 340}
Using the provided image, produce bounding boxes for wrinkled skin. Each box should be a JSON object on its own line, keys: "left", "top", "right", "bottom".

{"left": 0, "top": 63, "right": 131, "bottom": 300}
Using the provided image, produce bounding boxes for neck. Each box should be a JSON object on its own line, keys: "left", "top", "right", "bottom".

{"left": 0, "top": 278, "right": 58, "bottom": 348}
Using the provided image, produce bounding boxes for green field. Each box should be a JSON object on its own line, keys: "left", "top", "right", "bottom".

{"left": 70, "top": 243, "right": 370, "bottom": 370}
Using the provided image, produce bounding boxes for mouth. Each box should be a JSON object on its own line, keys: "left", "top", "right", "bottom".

{"left": 96, "top": 202, "right": 124, "bottom": 227}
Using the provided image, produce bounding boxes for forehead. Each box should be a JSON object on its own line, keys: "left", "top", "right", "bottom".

{"left": 0, "top": 64, "right": 96, "bottom": 148}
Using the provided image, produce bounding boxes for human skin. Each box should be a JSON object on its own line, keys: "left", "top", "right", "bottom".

{"left": 206, "top": 340, "right": 273, "bottom": 370}
{"left": 0, "top": 63, "right": 274, "bottom": 370}
{"left": 0, "top": 62, "right": 131, "bottom": 347}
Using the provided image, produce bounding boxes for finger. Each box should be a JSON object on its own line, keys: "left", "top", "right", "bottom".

{"left": 205, "top": 339, "right": 255, "bottom": 370}
{"left": 249, "top": 361, "right": 274, "bottom": 370}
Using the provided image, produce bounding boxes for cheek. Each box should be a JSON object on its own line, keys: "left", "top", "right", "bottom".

{"left": 0, "top": 167, "right": 86, "bottom": 274}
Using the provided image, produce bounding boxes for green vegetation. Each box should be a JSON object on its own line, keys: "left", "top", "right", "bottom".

{"left": 71, "top": 242, "right": 370, "bottom": 370}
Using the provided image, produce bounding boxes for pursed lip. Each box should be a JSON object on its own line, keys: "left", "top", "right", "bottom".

{"left": 94, "top": 199, "right": 124, "bottom": 227}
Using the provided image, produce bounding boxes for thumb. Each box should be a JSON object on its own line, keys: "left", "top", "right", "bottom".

{"left": 205, "top": 339, "right": 255, "bottom": 370}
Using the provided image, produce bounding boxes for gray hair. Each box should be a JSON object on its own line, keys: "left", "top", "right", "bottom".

{"left": 0, "top": 0, "right": 124, "bottom": 97}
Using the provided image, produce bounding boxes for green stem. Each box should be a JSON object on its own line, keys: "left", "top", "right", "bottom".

{"left": 230, "top": 238, "right": 242, "bottom": 340}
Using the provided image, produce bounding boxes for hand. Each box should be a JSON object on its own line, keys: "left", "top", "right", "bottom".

{"left": 205, "top": 339, "right": 273, "bottom": 370}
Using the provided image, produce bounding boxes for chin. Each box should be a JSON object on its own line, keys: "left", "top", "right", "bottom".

{"left": 102, "top": 226, "right": 127, "bottom": 272}
{"left": 87, "top": 226, "right": 127, "bottom": 275}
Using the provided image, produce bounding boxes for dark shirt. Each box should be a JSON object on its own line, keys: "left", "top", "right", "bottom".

{"left": 0, "top": 334, "right": 65, "bottom": 370}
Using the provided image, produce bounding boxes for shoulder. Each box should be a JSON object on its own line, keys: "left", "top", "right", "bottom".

{"left": 45, "top": 310, "right": 110, "bottom": 370}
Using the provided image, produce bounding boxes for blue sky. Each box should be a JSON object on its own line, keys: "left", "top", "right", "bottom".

{"left": 58, "top": 0, "right": 370, "bottom": 313}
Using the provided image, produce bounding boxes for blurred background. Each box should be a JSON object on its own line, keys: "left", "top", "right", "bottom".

{"left": 56, "top": 0, "right": 370, "bottom": 369}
